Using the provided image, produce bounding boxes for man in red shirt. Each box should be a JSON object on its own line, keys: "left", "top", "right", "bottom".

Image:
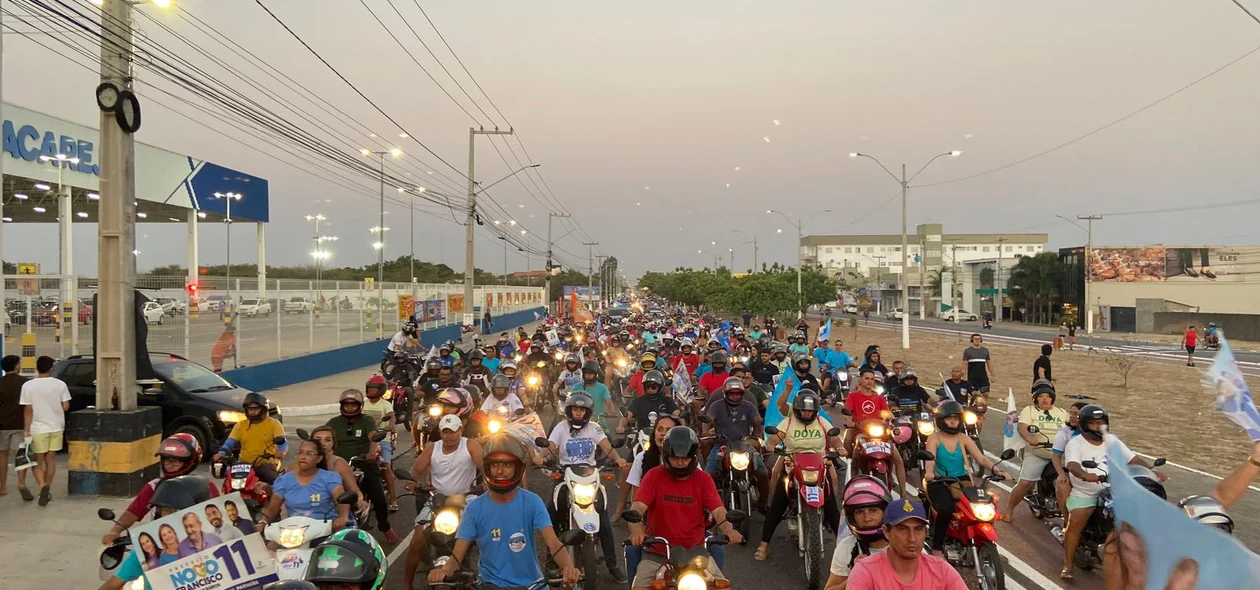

{"left": 628, "top": 353, "right": 661, "bottom": 397}
{"left": 676, "top": 340, "right": 701, "bottom": 378}
{"left": 627, "top": 426, "right": 742, "bottom": 588}
{"left": 1182, "top": 324, "right": 1198, "bottom": 367}
{"left": 697, "top": 351, "right": 731, "bottom": 398}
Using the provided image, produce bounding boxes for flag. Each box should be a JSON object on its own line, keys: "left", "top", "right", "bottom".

{"left": 425, "top": 345, "right": 438, "bottom": 361}
{"left": 716, "top": 320, "right": 732, "bottom": 352}
{"left": 571, "top": 292, "right": 594, "bottom": 323}
{"left": 596, "top": 315, "right": 602, "bottom": 336}
{"left": 764, "top": 364, "right": 800, "bottom": 440}
{"left": 672, "top": 356, "right": 692, "bottom": 403}
{"left": 1002, "top": 387, "right": 1025, "bottom": 452}
{"left": 1205, "top": 333, "right": 1260, "bottom": 441}
{"left": 534, "top": 311, "right": 542, "bottom": 321}
{"left": 819, "top": 318, "right": 832, "bottom": 342}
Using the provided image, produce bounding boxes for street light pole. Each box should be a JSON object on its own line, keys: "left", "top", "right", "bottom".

{"left": 1078, "top": 215, "right": 1102, "bottom": 334}
{"left": 850, "top": 150, "right": 960, "bottom": 349}
{"left": 545, "top": 211, "right": 571, "bottom": 311}
{"left": 768, "top": 209, "right": 830, "bottom": 319}
{"left": 361, "top": 148, "right": 401, "bottom": 338}
{"left": 465, "top": 127, "right": 515, "bottom": 330}
{"left": 584, "top": 241, "right": 599, "bottom": 307}
{"left": 214, "top": 192, "right": 242, "bottom": 322}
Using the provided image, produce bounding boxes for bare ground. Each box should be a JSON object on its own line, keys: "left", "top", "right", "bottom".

{"left": 841, "top": 321, "right": 1256, "bottom": 474}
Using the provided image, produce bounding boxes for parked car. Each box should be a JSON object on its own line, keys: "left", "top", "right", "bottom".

{"left": 200, "top": 295, "right": 228, "bottom": 312}
{"left": 843, "top": 303, "right": 859, "bottom": 314}
{"left": 142, "top": 301, "right": 166, "bottom": 325}
{"left": 822, "top": 300, "right": 843, "bottom": 311}
{"left": 8, "top": 300, "right": 59, "bottom": 326}
{"left": 942, "top": 309, "right": 979, "bottom": 322}
{"left": 885, "top": 308, "right": 905, "bottom": 320}
{"left": 54, "top": 353, "right": 282, "bottom": 456}
{"left": 155, "top": 297, "right": 185, "bottom": 316}
{"left": 78, "top": 303, "right": 92, "bottom": 325}
{"left": 284, "top": 296, "right": 314, "bottom": 314}
{"left": 238, "top": 298, "right": 272, "bottom": 318}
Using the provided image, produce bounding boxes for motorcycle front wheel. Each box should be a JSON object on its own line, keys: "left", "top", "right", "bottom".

{"left": 579, "top": 542, "right": 599, "bottom": 590}
{"left": 803, "top": 508, "right": 824, "bottom": 590}
{"left": 975, "top": 542, "right": 1006, "bottom": 590}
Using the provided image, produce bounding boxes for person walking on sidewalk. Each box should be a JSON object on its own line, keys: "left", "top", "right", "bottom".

{"left": 20, "top": 356, "right": 71, "bottom": 505}
{"left": 962, "top": 334, "right": 995, "bottom": 393}
{"left": 0, "top": 355, "right": 31, "bottom": 498}
{"left": 1182, "top": 324, "right": 1198, "bottom": 367}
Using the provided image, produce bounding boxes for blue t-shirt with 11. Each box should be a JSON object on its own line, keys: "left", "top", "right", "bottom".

{"left": 457, "top": 489, "right": 553, "bottom": 588}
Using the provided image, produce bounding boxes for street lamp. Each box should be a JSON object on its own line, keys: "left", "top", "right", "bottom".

{"left": 398, "top": 185, "right": 427, "bottom": 289}
{"left": 307, "top": 214, "right": 337, "bottom": 301}
{"left": 361, "top": 147, "right": 402, "bottom": 338}
{"left": 850, "top": 150, "right": 960, "bottom": 349}
{"left": 213, "top": 191, "right": 243, "bottom": 318}
{"left": 768, "top": 208, "right": 832, "bottom": 318}
{"left": 520, "top": 229, "right": 531, "bottom": 286}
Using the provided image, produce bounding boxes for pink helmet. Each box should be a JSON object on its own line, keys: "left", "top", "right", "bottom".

{"left": 891, "top": 425, "right": 913, "bottom": 445}
{"left": 842, "top": 475, "right": 891, "bottom": 540}
{"left": 437, "top": 387, "right": 472, "bottom": 417}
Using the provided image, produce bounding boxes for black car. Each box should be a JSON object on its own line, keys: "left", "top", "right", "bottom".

{"left": 54, "top": 353, "right": 282, "bottom": 455}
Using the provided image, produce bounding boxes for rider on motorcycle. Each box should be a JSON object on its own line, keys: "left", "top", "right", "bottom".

{"left": 628, "top": 352, "right": 663, "bottom": 397}
{"left": 676, "top": 339, "right": 700, "bottom": 377}
{"left": 922, "top": 401, "right": 1010, "bottom": 556}
{"left": 213, "top": 392, "right": 286, "bottom": 484}
{"left": 553, "top": 353, "right": 584, "bottom": 399}
{"left": 326, "top": 388, "right": 397, "bottom": 544}
{"left": 842, "top": 368, "right": 906, "bottom": 497}
{"left": 757, "top": 390, "right": 841, "bottom": 561}
{"left": 1003, "top": 380, "right": 1069, "bottom": 521}
{"left": 427, "top": 435, "right": 580, "bottom": 588}
{"left": 462, "top": 350, "right": 494, "bottom": 397}
{"left": 363, "top": 375, "right": 399, "bottom": 510}
{"left": 825, "top": 476, "right": 892, "bottom": 589}
{"left": 627, "top": 426, "right": 743, "bottom": 587}
{"left": 788, "top": 332, "right": 810, "bottom": 357}
{"left": 535, "top": 393, "right": 630, "bottom": 583}
{"left": 770, "top": 344, "right": 791, "bottom": 372}
{"left": 696, "top": 351, "right": 732, "bottom": 399}
{"left": 438, "top": 342, "right": 459, "bottom": 368}
{"left": 403, "top": 414, "right": 484, "bottom": 586}
{"left": 98, "top": 476, "right": 218, "bottom": 590}
{"left": 571, "top": 360, "right": 617, "bottom": 432}
{"left": 388, "top": 321, "right": 420, "bottom": 354}
{"left": 749, "top": 347, "right": 778, "bottom": 389}
{"left": 480, "top": 373, "right": 525, "bottom": 416}
{"left": 619, "top": 370, "right": 680, "bottom": 435}
{"left": 888, "top": 369, "right": 931, "bottom": 415}
{"left": 701, "top": 376, "right": 768, "bottom": 512}
{"left": 100, "top": 433, "right": 210, "bottom": 545}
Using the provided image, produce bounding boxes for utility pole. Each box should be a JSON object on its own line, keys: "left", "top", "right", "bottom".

{"left": 950, "top": 244, "right": 959, "bottom": 323}
{"left": 918, "top": 237, "right": 926, "bottom": 320}
{"left": 464, "top": 127, "right": 514, "bottom": 329}
{"left": 1078, "top": 215, "right": 1102, "bottom": 334}
{"left": 872, "top": 255, "right": 885, "bottom": 315}
{"left": 996, "top": 237, "right": 1006, "bottom": 323}
{"left": 583, "top": 242, "right": 599, "bottom": 310}
{"left": 595, "top": 255, "right": 607, "bottom": 310}
{"left": 545, "top": 212, "right": 571, "bottom": 313}
{"left": 753, "top": 237, "right": 759, "bottom": 273}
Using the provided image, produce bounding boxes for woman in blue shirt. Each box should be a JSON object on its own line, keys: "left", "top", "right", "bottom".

{"left": 262, "top": 439, "right": 349, "bottom": 530}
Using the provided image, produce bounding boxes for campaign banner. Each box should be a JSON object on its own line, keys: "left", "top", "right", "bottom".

{"left": 398, "top": 295, "right": 415, "bottom": 322}
{"left": 130, "top": 492, "right": 277, "bottom": 590}
{"left": 563, "top": 286, "right": 600, "bottom": 298}
{"left": 497, "top": 292, "right": 504, "bottom": 307}
{"left": 447, "top": 293, "right": 465, "bottom": 314}
{"left": 422, "top": 300, "right": 446, "bottom": 323}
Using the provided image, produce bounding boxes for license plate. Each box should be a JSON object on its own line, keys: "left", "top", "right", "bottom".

{"left": 231, "top": 464, "right": 252, "bottom": 475}
{"left": 863, "top": 442, "right": 891, "bottom": 455}
{"left": 805, "top": 486, "right": 821, "bottom": 503}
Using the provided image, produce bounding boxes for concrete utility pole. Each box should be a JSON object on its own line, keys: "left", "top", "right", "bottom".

{"left": 1078, "top": 215, "right": 1102, "bottom": 334}
{"left": 583, "top": 241, "right": 599, "bottom": 309}
{"left": 752, "top": 237, "right": 758, "bottom": 272}
{"left": 918, "top": 237, "right": 926, "bottom": 320}
{"left": 545, "top": 212, "right": 571, "bottom": 312}
{"left": 595, "top": 255, "right": 607, "bottom": 310}
{"left": 996, "top": 237, "right": 1006, "bottom": 323}
{"left": 464, "top": 127, "right": 514, "bottom": 328}
{"left": 950, "top": 244, "right": 959, "bottom": 323}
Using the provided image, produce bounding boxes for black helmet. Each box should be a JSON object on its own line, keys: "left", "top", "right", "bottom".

{"left": 792, "top": 391, "right": 821, "bottom": 423}
{"left": 1031, "top": 379, "right": 1056, "bottom": 405}
{"left": 469, "top": 349, "right": 485, "bottom": 361}
{"left": 425, "top": 358, "right": 443, "bottom": 372}
{"left": 710, "top": 351, "right": 729, "bottom": 367}
{"left": 1130, "top": 465, "right": 1168, "bottom": 500}
{"left": 564, "top": 392, "right": 595, "bottom": 429}
{"left": 1078, "top": 404, "right": 1109, "bottom": 442}
{"left": 936, "top": 401, "right": 965, "bottom": 435}
{"left": 642, "top": 370, "right": 665, "bottom": 392}
{"left": 490, "top": 374, "right": 512, "bottom": 396}
{"left": 581, "top": 360, "right": 600, "bottom": 377}
{"left": 403, "top": 322, "right": 418, "bottom": 336}
{"left": 661, "top": 426, "right": 700, "bottom": 478}
{"left": 150, "top": 475, "right": 214, "bottom": 511}
{"left": 242, "top": 392, "right": 268, "bottom": 424}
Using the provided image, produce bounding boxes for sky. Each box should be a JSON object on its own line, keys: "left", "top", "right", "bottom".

{"left": 5, "top": 0, "right": 1260, "bottom": 282}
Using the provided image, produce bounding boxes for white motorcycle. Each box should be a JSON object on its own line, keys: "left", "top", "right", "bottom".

{"left": 536, "top": 436, "right": 625, "bottom": 590}
{"left": 266, "top": 492, "right": 360, "bottom": 580}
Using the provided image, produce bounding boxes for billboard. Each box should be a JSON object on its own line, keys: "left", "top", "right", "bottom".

{"left": 1089, "top": 246, "right": 1260, "bottom": 283}
{"left": 563, "top": 286, "right": 600, "bottom": 298}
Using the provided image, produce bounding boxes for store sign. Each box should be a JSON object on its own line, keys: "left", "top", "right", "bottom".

{"left": 1, "top": 119, "right": 101, "bottom": 175}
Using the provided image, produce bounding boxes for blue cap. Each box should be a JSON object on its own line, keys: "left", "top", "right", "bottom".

{"left": 884, "top": 498, "right": 929, "bottom": 526}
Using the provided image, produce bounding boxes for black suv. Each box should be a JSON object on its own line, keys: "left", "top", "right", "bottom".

{"left": 54, "top": 353, "right": 282, "bottom": 455}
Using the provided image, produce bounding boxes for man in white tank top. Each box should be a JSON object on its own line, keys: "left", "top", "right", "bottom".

{"left": 403, "top": 415, "right": 484, "bottom": 585}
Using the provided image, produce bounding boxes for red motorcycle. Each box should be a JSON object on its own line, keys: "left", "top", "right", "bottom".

{"left": 210, "top": 435, "right": 286, "bottom": 519}
{"left": 850, "top": 416, "right": 902, "bottom": 493}
{"left": 765, "top": 424, "right": 842, "bottom": 590}
{"left": 919, "top": 448, "right": 1016, "bottom": 590}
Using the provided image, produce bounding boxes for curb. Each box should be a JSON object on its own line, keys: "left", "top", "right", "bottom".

{"left": 282, "top": 403, "right": 339, "bottom": 417}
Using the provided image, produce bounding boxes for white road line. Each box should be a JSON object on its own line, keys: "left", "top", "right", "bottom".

{"left": 386, "top": 528, "right": 417, "bottom": 569}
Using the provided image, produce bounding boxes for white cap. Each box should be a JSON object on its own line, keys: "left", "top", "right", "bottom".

{"left": 439, "top": 415, "right": 463, "bottom": 432}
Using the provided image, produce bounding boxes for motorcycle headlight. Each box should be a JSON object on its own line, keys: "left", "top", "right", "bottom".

{"left": 616, "top": 359, "right": 628, "bottom": 368}
{"left": 527, "top": 375, "right": 540, "bottom": 386}
{"left": 729, "top": 451, "right": 750, "bottom": 471}
{"left": 278, "top": 525, "right": 308, "bottom": 549}
{"left": 678, "top": 572, "right": 707, "bottom": 590}
{"left": 801, "top": 469, "right": 820, "bottom": 484}
{"left": 536, "top": 361, "right": 547, "bottom": 368}
{"left": 428, "top": 405, "right": 443, "bottom": 417}
{"left": 488, "top": 419, "right": 502, "bottom": 434}
{"left": 971, "top": 502, "right": 996, "bottom": 522}
{"left": 230, "top": 477, "right": 247, "bottom": 490}
{"left": 554, "top": 352, "right": 565, "bottom": 361}
{"left": 572, "top": 483, "right": 597, "bottom": 507}
{"left": 917, "top": 421, "right": 935, "bottom": 437}
{"left": 867, "top": 424, "right": 885, "bottom": 439}
{"left": 575, "top": 334, "right": 584, "bottom": 343}
{"left": 217, "top": 410, "right": 247, "bottom": 424}
{"left": 875, "top": 386, "right": 885, "bottom": 395}
{"left": 514, "top": 354, "right": 523, "bottom": 362}
{"left": 964, "top": 411, "right": 978, "bottom": 425}
{"left": 433, "top": 509, "right": 461, "bottom": 535}
{"left": 384, "top": 389, "right": 394, "bottom": 401}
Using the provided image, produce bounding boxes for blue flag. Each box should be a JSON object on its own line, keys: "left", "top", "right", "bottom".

{"left": 716, "top": 320, "right": 732, "bottom": 352}
{"left": 819, "top": 318, "right": 831, "bottom": 342}
{"left": 1205, "top": 333, "right": 1260, "bottom": 441}
{"left": 596, "top": 315, "right": 602, "bottom": 337}
{"left": 764, "top": 364, "right": 799, "bottom": 440}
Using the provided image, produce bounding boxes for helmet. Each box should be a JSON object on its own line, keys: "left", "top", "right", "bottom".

{"left": 792, "top": 391, "right": 821, "bottom": 423}
{"left": 640, "top": 352, "right": 658, "bottom": 370}
{"left": 1031, "top": 379, "right": 1056, "bottom": 404}
{"left": 490, "top": 374, "right": 512, "bottom": 396}
{"left": 1209, "top": 322, "right": 1218, "bottom": 328}
{"left": 722, "top": 376, "right": 745, "bottom": 405}
{"left": 482, "top": 435, "right": 529, "bottom": 493}
{"left": 150, "top": 475, "right": 214, "bottom": 511}
{"left": 469, "top": 349, "right": 485, "bottom": 362}
{"left": 773, "top": 344, "right": 788, "bottom": 356}
{"left": 642, "top": 370, "right": 665, "bottom": 392}
{"left": 437, "top": 387, "right": 472, "bottom": 417}
{"left": 792, "top": 352, "right": 812, "bottom": 371}
{"left": 242, "top": 392, "right": 269, "bottom": 424}
{"left": 306, "top": 528, "right": 387, "bottom": 590}
{"left": 1078, "top": 404, "right": 1109, "bottom": 442}
{"left": 425, "top": 358, "right": 443, "bottom": 372}
{"left": 1178, "top": 495, "right": 1234, "bottom": 534}
{"left": 156, "top": 433, "right": 201, "bottom": 478}
{"left": 661, "top": 426, "right": 701, "bottom": 478}
{"left": 500, "top": 360, "right": 518, "bottom": 375}
{"left": 440, "top": 342, "right": 453, "bottom": 353}
{"left": 365, "top": 374, "right": 388, "bottom": 398}
{"left": 339, "top": 389, "right": 364, "bottom": 416}
{"left": 899, "top": 368, "right": 917, "bottom": 382}
{"left": 710, "top": 351, "right": 729, "bottom": 367}
{"left": 565, "top": 353, "right": 581, "bottom": 368}
{"left": 936, "top": 401, "right": 964, "bottom": 435}
{"left": 564, "top": 392, "right": 596, "bottom": 429}
{"left": 1130, "top": 465, "right": 1167, "bottom": 500}
{"left": 842, "top": 475, "right": 891, "bottom": 541}
{"left": 403, "top": 322, "right": 418, "bottom": 336}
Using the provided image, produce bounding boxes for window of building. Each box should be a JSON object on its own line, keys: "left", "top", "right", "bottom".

{"left": 866, "top": 247, "right": 873, "bottom": 253}
{"left": 825, "top": 246, "right": 833, "bottom": 253}
{"left": 845, "top": 247, "right": 853, "bottom": 253}
{"left": 1005, "top": 245, "right": 1013, "bottom": 252}
{"left": 982, "top": 246, "right": 990, "bottom": 252}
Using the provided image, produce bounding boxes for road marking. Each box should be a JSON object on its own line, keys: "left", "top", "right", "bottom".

{"left": 386, "top": 528, "right": 416, "bottom": 569}
{"left": 282, "top": 403, "right": 340, "bottom": 416}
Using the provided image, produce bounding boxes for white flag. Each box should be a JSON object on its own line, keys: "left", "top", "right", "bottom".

{"left": 1002, "top": 387, "right": 1025, "bottom": 452}
{"left": 425, "top": 345, "right": 438, "bottom": 361}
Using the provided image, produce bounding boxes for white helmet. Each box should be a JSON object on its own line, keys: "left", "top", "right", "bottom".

{"left": 1178, "top": 495, "right": 1234, "bottom": 534}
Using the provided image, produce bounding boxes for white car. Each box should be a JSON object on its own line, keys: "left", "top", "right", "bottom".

{"left": 142, "top": 301, "right": 166, "bottom": 325}
{"left": 943, "top": 309, "right": 979, "bottom": 322}
{"left": 842, "top": 303, "right": 858, "bottom": 314}
{"left": 239, "top": 299, "right": 272, "bottom": 318}
{"left": 885, "top": 308, "right": 905, "bottom": 320}
{"left": 285, "top": 297, "right": 314, "bottom": 314}
{"left": 155, "top": 297, "right": 185, "bottom": 316}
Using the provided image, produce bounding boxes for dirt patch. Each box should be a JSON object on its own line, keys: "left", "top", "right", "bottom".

{"left": 841, "top": 321, "right": 1256, "bottom": 474}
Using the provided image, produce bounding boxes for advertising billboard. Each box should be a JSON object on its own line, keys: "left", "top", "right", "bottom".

{"left": 1088, "top": 246, "right": 1260, "bottom": 283}
{"left": 563, "top": 286, "right": 600, "bottom": 298}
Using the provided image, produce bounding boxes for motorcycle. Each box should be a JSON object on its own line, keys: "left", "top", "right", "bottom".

{"left": 710, "top": 433, "right": 758, "bottom": 542}
{"left": 608, "top": 357, "right": 633, "bottom": 405}
{"left": 386, "top": 372, "right": 415, "bottom": 433}
{"left": 267, "top": 492, "right": 360, "bottom": 580}
{"left": 431, "top": 529, "right": 587, "bottom": 590}
{"left": 894, "top": 409, "right": 935, "bottom": 477}
{"left": 97, "top": 508, "right": 137, "bottom": 587}
{"left": 1055, "top": 457, "right": 1166, "bottom": 572}
{"left": 296, "top": 428, "right": 387, "bottom": 528}
{"left": 849, "top": 413, "right": 902, "bottom": 493}
{"left": 919, "top": 449, "right": 1017, "bottom": 590}
{"left": 535, "top": 437, "right": 625, "bottom": 589}
{"left": 962, "top": 394, "right": 988, "bottom": 476}
{"left": 1021, "top": 425, "right": 1060, "bottom": 520}
{"left": 393, "top": 468, "right": 478, "bottom": 571}
{"left": 619, "top": 510, "right": 746, "bottom": 590}
{"left": 764, "top": 424, "right": 843, "bottom": 590}
{"left": 211, "top": 435, "right": 288, "bottom": 518}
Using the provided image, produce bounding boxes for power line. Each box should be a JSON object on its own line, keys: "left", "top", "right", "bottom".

{"left": 380, "top": 0, "right": 497, "bottom": 124}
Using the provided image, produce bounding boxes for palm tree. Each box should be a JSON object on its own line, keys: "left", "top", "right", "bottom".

{"left": 1006, "top": 253, "right": 1066, "bottom": 324}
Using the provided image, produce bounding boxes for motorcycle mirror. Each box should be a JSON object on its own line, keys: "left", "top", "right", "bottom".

{"left": 915, "top": 450, "right": 936, "bottom": 462}
{"left": 620, "top": 510, "right": 644, "bottom": 524}
{"left": 98, "top": 508, "right": 117, "bottom": 522}
{"left": 272, "top": 436, "right": 287, "bottom": 446}
{"left": 1152, "top": 457, "right": 1167, "bottom": 468}
{"left": 999, "top": 448, "right": 1017, "bottom": 461}
{"left": 840, "top": 408, "right": 854, "bottom": 416}
{"left": 370, "top": 430, "right": 388, "bottom": 443}
{"left": 514, "top": 408, "right": 528, "bottom": 417}
{"left": 393, "top": 467, "right": 415, "bottom": 482}
{"left": 534, "top": 436, "right": 551, "bottom": 448}
{"left": 725, "top": 510, "right": 748, "bottom": 524}
{"left": 763, "top": 426, "right": 779, "bottom": 436}
{"left": 560, "top": 529, "right": 586, "bottom": 547}
{"left": 826, "top": 427, "right": 842, "bottom": 437}
{"left": 296, "top": 428, "right": 311, "bottom": 441}
{"left": 211, "top": 462, "right": 226, "bottom": 479}
{"left": 610, "top": 437, "right": 626, "bottom": 449}
{"left": 697, "top": 414, "right": 714, "bottom": 424}
{"left": 1081, "top": 460, "right": 1099, "bottom": 469}
{"left": 1025, "top": 425, "right": 1040, "bottom": 434}
{"left": 336, "top": 492, "right": 360, "bottom": 506}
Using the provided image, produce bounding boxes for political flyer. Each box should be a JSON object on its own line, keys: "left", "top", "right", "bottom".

{"left": 129, "top": 492, "right": 277, "bottom": 590}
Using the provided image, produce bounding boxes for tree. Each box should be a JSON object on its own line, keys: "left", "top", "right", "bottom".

{"left": 928, "top": 267, "right": 944, "bottom": 297}
{"left": 1006, "top": 253, "right": 1066, "bottom": 324}
{"left": 979, "top": 267, "right": 995, "bottom": 289}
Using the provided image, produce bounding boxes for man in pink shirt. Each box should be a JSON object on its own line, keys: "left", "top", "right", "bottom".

{"left": 846, "top": 498, "right": 967, "bottom": 590}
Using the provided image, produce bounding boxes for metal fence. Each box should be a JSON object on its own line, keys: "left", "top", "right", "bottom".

{"left": 3, "top": 275, "right": 544, "bottom": 371}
